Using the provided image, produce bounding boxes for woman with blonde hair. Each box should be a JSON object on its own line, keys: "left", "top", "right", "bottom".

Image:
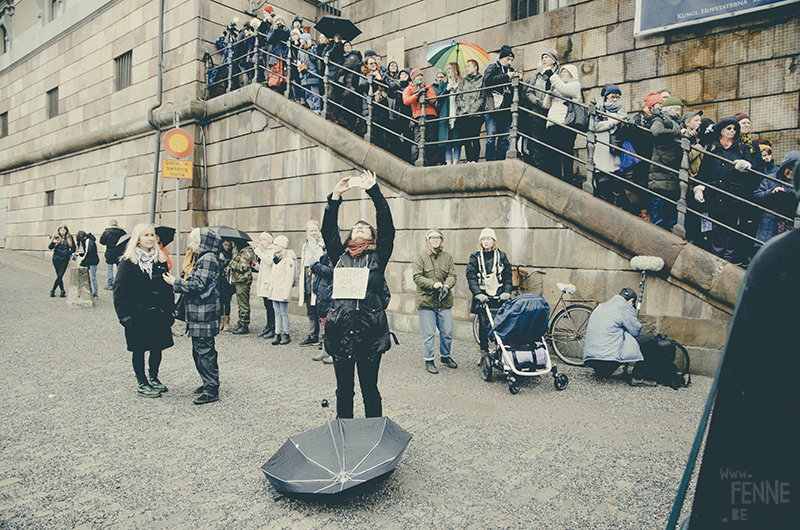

{"left": 48, "top": 224, "right": 75, "bottom": 297}
{"left": 113, "top": 223, "right": 174, "bottom": 398}
{"left": 253, "top": 232, "right": 276, "bottom": 339}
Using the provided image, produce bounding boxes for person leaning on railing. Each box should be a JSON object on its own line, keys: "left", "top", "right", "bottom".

{"left": 483, "top": 45, "right": 520, "bottom": 162}
{"left": 630, "top": 93, "right": 664, "bottom": 222}
{"left": 591, "top": 84, "right": 628, "bottom": 207}
{"left": 519, "top": 50, "right": 559, "bottom": 169}
{"left": 338, "top": 50, "right": 365, "bottom": 133}
{"left": 753, "top": 150, "right": 799, "bottom": 248}
{"left": 402, "top": 68, "right": 439, "bottom": 166}
{"left": 647, "top": 96, "right": 685, "bottom": 230}
{"left": 455, "top": 59, "right": 485, "bottom": 164}
{"left": 298, "top": 33, "right": 322, "bottom": 114}
{"left": 543, "top": 64, "right": 582, "bottom": 185}
{"left": 265, "top": 16, "right": 290, "bottom": 92}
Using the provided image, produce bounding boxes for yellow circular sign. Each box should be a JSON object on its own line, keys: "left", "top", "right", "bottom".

{"left": 163, "top": 128, "right": 194, "bottom": 158}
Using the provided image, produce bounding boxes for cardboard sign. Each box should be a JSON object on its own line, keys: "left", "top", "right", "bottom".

{"left": 332, "top": 267, "right": 369, "bottom": 300}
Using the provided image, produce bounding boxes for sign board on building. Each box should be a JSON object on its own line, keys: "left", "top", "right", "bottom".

{"left": 635, "top": 0, "right": 799, "bottom": 37}
{"left": 162, "top": 128, "right": 194, "bottom": 158}
{"left": 162, "top": 159, "right": 193, "bottom": 179}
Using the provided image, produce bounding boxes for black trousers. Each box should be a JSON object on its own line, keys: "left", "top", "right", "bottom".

{"left": 262, "top": 298, "right": 275, "bottom": 327}
{"left": 458, "top": 116, "right": 483, "bottom": 162}
{"left": 132, "top": 350, "right": 162, "bottom": 384}
{"left": 585, "top": 334, "right": 657, "bottom": 379}
{"left": 543, "top": 124, "right": 577, "bottom": 184}
{"left": 305, "top": 292, "right": 319, "bottom": 338}
{"left": 333, "top": 355, "right": 382, "bottom": 419}
{"left": 411, "top": 122, "right": 439, "bottom": 166}
{"left": 192, "top": 337, "right": 219, "bottom": 395}
{"left": 52, "top": 259, "right": 69, "bottom": 292}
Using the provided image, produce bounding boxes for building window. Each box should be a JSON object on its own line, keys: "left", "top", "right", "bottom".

{"left": 115, "top": 51, "right": 133, "bottom": 91}
{"left": 47, "top": 88, "right": 59, "bottom": 119}
{"left": 512, "top": 0, "right": 567, "bottom": 21}
{"left": 49, "top": 0, "right": 59, "bottom": 22}
{"left": 1, "top": 112, "right": 7, "bottom": 138}
{"left": 45, "top": 190, "right": 54, "bottom": 206}
{"left": 1, "top": 24, "right": 6, "bottom": 54}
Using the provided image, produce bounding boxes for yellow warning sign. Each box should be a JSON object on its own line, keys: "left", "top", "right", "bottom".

{"left": 162, "top": 159, "right": 193, "bottom": 179}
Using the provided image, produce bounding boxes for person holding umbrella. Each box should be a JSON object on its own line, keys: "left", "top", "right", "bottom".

{"left": 321, "top": 170, "right": 395, "bottom": 419}
{"left": 163, "top": 228, "right": 223, "bottom": 405}
{"left": 113, "top": 223, "right": 174, "bottom": 398}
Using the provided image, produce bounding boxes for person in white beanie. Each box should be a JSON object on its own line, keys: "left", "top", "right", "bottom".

{"left": 413, "top": 229, "right": 458, "bottom": 374}
{"left": 266, "top": 235, "right": 297, "bottom": 345}
{"left": 466, "top": 228, "right": 513, "bottom": 360}
{"left": 543, "top": 64, "right": 582, "bottom": 185}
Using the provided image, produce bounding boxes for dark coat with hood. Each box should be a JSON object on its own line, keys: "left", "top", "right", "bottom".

{"left": 78, "top": 233, "right": 100, "bottom": 267}
{"left": 310, "top": 251, "right": 334, "bottom": 315}
{"left": 266, "top": 25, "right": 290, "bottom": 66}
{"left": 113, "top": 254, "right": 174, "bottom": 353}
{"left": 172, "top": 228, "right": 222, "bottom": 337}
{"left": 321, "top": 184, "right": 395, "bottom": 361}
{"left": 100, "top": 227, "right": 126, "bottom": 264}
{"left": 648, "top": 111, "right": 684, "bottom": 195}
{"left": 483, "top": 61, "right": 515, "bottom": 113}
{"left": 466, "top": 248, "right": 513, "bottom": 313}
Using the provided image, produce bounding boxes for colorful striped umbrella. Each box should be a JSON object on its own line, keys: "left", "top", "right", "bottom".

{"left": 426, "top": 41, "right": 490, "bottom": 73}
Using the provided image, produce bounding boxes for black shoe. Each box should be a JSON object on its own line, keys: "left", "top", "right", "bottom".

{"left": 271, "top": 334, "right": 282, "bottom": 345}
{"left": 60, "top": 291, "right": 66, "bottom": 298}
{"left": 280, "top": 333, "right": 291, "bottom": 345}
{"left": 148, "top": 378, "right": 168, "bottom": 393}
{"left": 300, "top": 336, "right": 318, "bottom": 346}
{"left": 193, "top": 386, "right": 205, "bottom": 394}
{"left": 193, "top": 392, "right": 219, "bottom": 405}
{"left": 259, "top": 326, "right": 275, "bottom": 338}
{"left": 229, "top": 323, "right": 243, "bottom": 334}
{"left": 425, "top": 361, "right": 438, "bottom": 374}
{"left": 50, "top": 290, "right": 56, "bottom": 297}
{"left": 441, "top": 356, "right": 458, "bottom": 369}
{"left": 231, "top": 324, "right": 249, "bottom": 335}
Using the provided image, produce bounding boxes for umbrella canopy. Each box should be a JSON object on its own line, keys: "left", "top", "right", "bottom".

{"left": 208, "top": 225, "right": 252, "bottom": 248}
{"left": 115, "top": 225, "right": 175, "bottom": 250}
{"left": 314, "top": 15, "right": 361, "bottom": 42}
{"left": 262, "top": 417, "right": 412, "bottom": 497}
{"left": 426, "top": 41, "right": 490, "bottom": 73}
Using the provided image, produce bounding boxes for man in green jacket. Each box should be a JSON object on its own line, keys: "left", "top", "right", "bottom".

{"left": 413, "top": 229, "right": 458, "bottom": 374}
{"left": 229, "top": 242, "right": 257, "bottom": 334}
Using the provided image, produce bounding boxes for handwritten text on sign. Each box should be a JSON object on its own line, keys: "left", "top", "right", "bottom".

{"left": 332, "top": 267, "right": 369, "bottom": 300}
{"left": 162, "top": 159, "right": 193, "bottom": 179}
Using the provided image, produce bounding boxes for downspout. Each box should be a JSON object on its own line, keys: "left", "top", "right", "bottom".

{"left": 147, "top": 0, "right": 165, "bottom": 223}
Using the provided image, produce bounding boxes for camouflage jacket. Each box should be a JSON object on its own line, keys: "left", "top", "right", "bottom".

{"left": 228, "top": 244, "right": 256, "bottom": 284}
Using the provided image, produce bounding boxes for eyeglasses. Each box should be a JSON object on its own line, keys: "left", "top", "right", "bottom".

{"left": 761, "top": 149, "right": 772, "bottom": 155}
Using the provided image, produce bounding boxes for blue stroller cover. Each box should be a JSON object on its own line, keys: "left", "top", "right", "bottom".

{"left": 489, "top": 294, "right": 550, "bottom": 347}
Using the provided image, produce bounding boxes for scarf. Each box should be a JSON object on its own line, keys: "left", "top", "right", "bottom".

{"left": 134, "top": 246, "right": 159, "bottom": 278}
{"left": 347, "top": 239, "right": 374, "bottom": 258}
{"left": 602, "top": 98, "right": 621, "bottom": 113}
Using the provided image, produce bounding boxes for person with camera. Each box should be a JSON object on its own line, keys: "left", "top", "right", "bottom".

{"left": 113, "top": 224, "right": 175, "bottom": 398}
{"left": 321, "top": 170, "right": 395, "bottom": 419}
{"left": 266, "top": 16, "right": 290, "bottom": 92}
{"left": 483, "top": 45, "right": 522, "bottom": 161}
{"left": 49, "top": 224, "right": 76, "bottom": 298}
{"left": 413, "top": 229, "right": 458, "bottom": 374}
{"left": 402, "top": 68, "right": 438, "bottom": 165}
{"left": 466, "top": 228, "right": 513, "bottom": 363}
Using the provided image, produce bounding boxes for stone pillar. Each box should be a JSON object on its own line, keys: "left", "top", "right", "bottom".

{"left": 66, "top": 266, "right": 95, "bottom": 308}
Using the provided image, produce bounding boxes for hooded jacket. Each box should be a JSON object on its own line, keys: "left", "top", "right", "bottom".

{"left": 310, "top": 251, "right": 334, "bottom": 315}
{"left": 172, "top": 228, "right": 222, "bottom": 337}
{"left": 100, "top": 227, "right": 126, "bottom": 264}
{"left": 648, "top": 111, "right": 684, "bottom": 194}
{"left": 455, "top": 71, "right": 484, "bottom": 116}
{"left": 267, "top": 247, "right": 298, "bottom": 302}
{"left": 583, "top": 295, "right": 644, "bottom": 364}
{"left": 544, "top": 66, "right": 582, "bottom": 127}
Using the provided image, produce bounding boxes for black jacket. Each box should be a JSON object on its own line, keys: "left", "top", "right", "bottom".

{"left": 78, "top": 233, "right": 100, "bottom": 267}
{"left": 321, "top": 184, "right": 395, "bottom": 361}
{"left": 49, "top": 236, "right": 75, "bottom": 261}
{"left": 698, "top": 135, "right": 758, "bottom": 218}
{"left": 113, "top": 258, "right": 174, "bottom": 353}
{"left": 466, "top": 249, "right": 513, "bottom": 313}
{"left": 100, "top": 227, "right": 126, "bottom": 264}
{"left": 483, "top": 61, "right": 515, "bottom": 112}
{"left": 310, "top": 251, "right": 334, "bottom": 315}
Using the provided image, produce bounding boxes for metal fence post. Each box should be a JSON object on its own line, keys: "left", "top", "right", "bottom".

{"left": 322, "top": 56, "right": 330, "bottom": 119}
{"left": 366, "top": 76, "right": 373, "bottom": 144}
{"left": 507, "top": 77, "right": 519, "bottom": 159}
{"left": 416, "top": 91, "right": 427, "bottom": 167}
{"left": 673, "top": 137, "right": 691, "bottom": 239}
{"left": 284, "top": 40, "right": 292, "bottom": 99}
{"left": 583, "top": 101, "right": 597, "bottom": 195}
{"left": 226, "top": 38, "right": 233, "bottom": 94}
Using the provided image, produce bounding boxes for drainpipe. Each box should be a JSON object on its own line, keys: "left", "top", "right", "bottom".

{"left": 147, "top": 0, "right": 165, "bottom": 223}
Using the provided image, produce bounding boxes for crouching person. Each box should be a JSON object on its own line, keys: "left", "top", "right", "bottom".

{"left": 583, "top": 287, "right": 657, "bottom": 386}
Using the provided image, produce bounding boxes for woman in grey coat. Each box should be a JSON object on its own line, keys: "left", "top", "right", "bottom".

{"left": 592, "top": 85, "right": 627, "bottom": 205}
{"left": 164, "top": 227, "right": 223, "bottom": 405}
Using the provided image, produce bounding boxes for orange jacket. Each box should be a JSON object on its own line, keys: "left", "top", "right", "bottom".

{"left": 402, "top": 83, "right": 437, "bottom": 119}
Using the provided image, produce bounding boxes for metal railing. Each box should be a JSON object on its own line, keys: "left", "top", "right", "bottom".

{"left": 202, "top": 33, "right": 798, "bottom": 251}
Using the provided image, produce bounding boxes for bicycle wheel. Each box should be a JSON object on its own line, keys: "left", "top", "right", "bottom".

{"left": 472, "top": 313, "right": 481, "bottom": 345}
{"left": 548, "top": 305, "right": 593, "bottom": 366}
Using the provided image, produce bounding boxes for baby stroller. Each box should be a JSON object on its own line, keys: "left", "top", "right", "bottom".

{"left": 479, "top": 294, "right": 569, "bottom": 394}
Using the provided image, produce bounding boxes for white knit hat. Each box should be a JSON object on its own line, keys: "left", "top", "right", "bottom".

{"left": 425, "top": 229, "right": 443, "bottom": 240}
{"left": 479, "top": 227, "right": 496, "bottom": 241}
{"left": 273, "top": 235, "right": 289, "bottom": 249}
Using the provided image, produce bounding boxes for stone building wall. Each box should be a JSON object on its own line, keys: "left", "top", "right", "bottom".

{"left": 340, "top": 0, "right": 799, "bottom": 158}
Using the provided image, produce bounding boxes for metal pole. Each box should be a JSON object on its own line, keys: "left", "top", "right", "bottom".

{"left": 673, "top": 137, "right": 691, "bottom": 239}
{"left": 583, "top": 101, "right": 597, "bottom": 195}
{"left": 147, "top": 0, "right": 165, "bottom": 224}
{"left": 366, "top": 76, "right": 373, "bottom": 144}
{"left": 322, "top": 56, "right": 329, "bottom": 119}
{"left": 172, "top": 113, "right": 181, "bottom": 273}
{"left": 416, "top": 91, "right": 426, "bottom": 167}
{"left": 285, "top": 39, "right": 292, "bottom": 99}
{"left": 507, "top": 77, "right": 519, "bottom": 159}
{"left": 226, "top": 33, "right": 233, "bottom": 94}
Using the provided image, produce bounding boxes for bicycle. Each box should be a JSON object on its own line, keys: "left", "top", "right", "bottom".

{"left": 544, "top": 283, "right": 597, "bottom": 366}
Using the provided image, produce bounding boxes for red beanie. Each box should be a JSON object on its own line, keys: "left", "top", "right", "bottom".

{"left": 264, "top": 5, "right": 274, "bottom": 14}
{"left": 410, "top": 68, "right": 423, "bottom": 82}
{"left": 644, "top": 92, "right": 664, "bottom": 108}
{"left": 734, "top": 112, "right": 750, "bottom": 122}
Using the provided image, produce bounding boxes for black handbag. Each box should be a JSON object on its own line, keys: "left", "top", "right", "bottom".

{"left": 564, "top": 99, "right": 589, "bottom": 132}
{"left": 173, "top": 294, "right": 186, "bottom": 321}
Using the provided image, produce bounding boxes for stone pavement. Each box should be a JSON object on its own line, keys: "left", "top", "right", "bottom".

{"left": 0, "top": 250, "right": 708, "bottom": 529}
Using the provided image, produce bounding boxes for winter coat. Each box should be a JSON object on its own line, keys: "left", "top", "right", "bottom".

{"left": 436, "top": 81, "right": 458, "bottom": 143}
{"left": 310, "top": 251, "right": 334, "bottom": 315}
{"left": 483, "top": 61, "right": 515, "bottom": 112}
{"left": 648, "top": 112, "right": 684, "bottom": 195}
{"left": 465, "top": 249, "right": 513, "bottom": 313}
{"left": 384, "top": 75, "right": 406, "bottom": 122}
{"left": 413, "top": 248, "right": 456, "bottom": 310}
{"left": 754, "top": 167, "right": 795, "bottom": 244}
{"left": 321, "top": 184, "right": 395, "bottom": 361}
{"left": 49, "top": 236, "right": 75, "bottom": 262}
{"left": 99, "top": 227, "right": 126, "bottom": 264}
{"left": 522, "top": 63, "right": 558, "bottom": 111}
{"left": 113, "top": 257, "right": 174, "bottom": 353}
{"left": 266, "top": 249, "right": 297, "bottom": 302}
{"left": 592, "top": 100, "right": 627, "bottom": 176}
{"left": 402, "top": 83, "right": 437, "bottom": 119}
{"left": 322, "top": 40, "right": 345, "bottom": 82}
{"left": 698, "top": 135, "right": 758, "bottom": 219}
{"left": 583, "top": 295, "right": 643, "bottom": 364}
{"left": 228, "top": 244, "right": 256, "bottom": 285}
{"left": 172, "top": 228, "right": 222, "bottom": 338}
{"left": 266, "top": 26, "right": 290, "bottom": 66}
{"left": 299, "top": 236, "right": 325, "bottom": 306}
{"left": 77, "top": 233, "right": 100, "bottom": 267}
{"left": 544, "top": 74, "right": 581, "bottom": 127}
{"left": 455, "top": 72, "right": 484, "bottom": 116}
{"left": 299, "top": 46, "right": 322, "bottom": 86}
{"left": 252, "top": 245, "right": 275, "bottom": 299}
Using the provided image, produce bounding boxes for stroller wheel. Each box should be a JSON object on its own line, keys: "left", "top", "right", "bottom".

{"left": 508, "top": 377, "right": 521, "bottom": 395}
{"left": 554, "top": 373, "right": 569, "bottom": 391}
{"left": 479, "top": 354, "right": 493, "bottom": 382}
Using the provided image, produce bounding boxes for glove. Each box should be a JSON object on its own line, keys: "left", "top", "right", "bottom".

{"left": 273, "top": 255, "right": 281, "bottom": 264}
{"left": 734, "top": 160, "right": 752, "bottom": 172}
{"left": 436, "top": 285, "right": 450, "bottom": 304}
{"left": 545, "top": 80, "right": 552, "bottom": 91}
{"left": 693, "top": 185, "right": 705, "bottom": 204}
{"left": 499, "top": 292, "right": 511, "bottom": 301}
{"left": 475, "top": 294, "right": 489, "bottom": 304}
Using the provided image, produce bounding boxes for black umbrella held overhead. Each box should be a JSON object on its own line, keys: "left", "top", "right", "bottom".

{"left": 116, "top": 225, "right": 175, "bottom": 251}
{"left": 208, "top": 225, "right": 252, "bottom": 248}
{"left": 314, "top": 15, "right": 362, "bottom": 42}
{"left": 262, "top": 417, "right": 412, "bottom": 498}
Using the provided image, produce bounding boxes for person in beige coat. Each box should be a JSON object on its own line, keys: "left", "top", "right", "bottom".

{"left": 266, "top": 235, "right": 297, "bottom": 345}
{"left": 253, "top": 232, "right": 276, "bottom": 339}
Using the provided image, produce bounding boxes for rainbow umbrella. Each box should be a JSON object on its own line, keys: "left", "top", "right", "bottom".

{"left": 426, "top": 41, "right": 490, "bottom": 73}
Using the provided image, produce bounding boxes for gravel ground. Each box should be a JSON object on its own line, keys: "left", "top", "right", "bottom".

{"left": 0, "top": 250, "right": 707, "bottom": 529}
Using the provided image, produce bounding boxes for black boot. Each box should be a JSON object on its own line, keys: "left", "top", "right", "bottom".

{"left": 300, "top": 335, "right": 318, "bottom": 346}
{"left": 271, "top": 333, "right": 282, "bottom": 345}
{"left": 50, "top": 290, "right": 56, "bottom": 297}
{"left": 231, "top": 323, "right": 249, "bottom": 335}
{"left": 262, "top": 325, "right": 275, "bottom": 339}
{"left": 280, "top": 333, "right": 291, "bottom": 345}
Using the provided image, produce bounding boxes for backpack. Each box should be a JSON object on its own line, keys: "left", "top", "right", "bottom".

{"left": 638, "top": 333, "right": 691, "bottom": 390}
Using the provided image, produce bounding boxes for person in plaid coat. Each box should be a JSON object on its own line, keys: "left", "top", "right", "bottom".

{"left": 164, "top": 227, "right": 223, "bottom": 405}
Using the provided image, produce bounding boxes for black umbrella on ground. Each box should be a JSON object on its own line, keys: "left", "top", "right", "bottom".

{"left": 314, "top": 15, "right": 362, "bottom": 42}
{"left": 115, "top": 225, "right": 175, "bottom": 251}
{"left": 261, "top": 416, "right": 412, "bottom": 499}
{"left": 208, "top": 225, "right": 252, "bottom": 248}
